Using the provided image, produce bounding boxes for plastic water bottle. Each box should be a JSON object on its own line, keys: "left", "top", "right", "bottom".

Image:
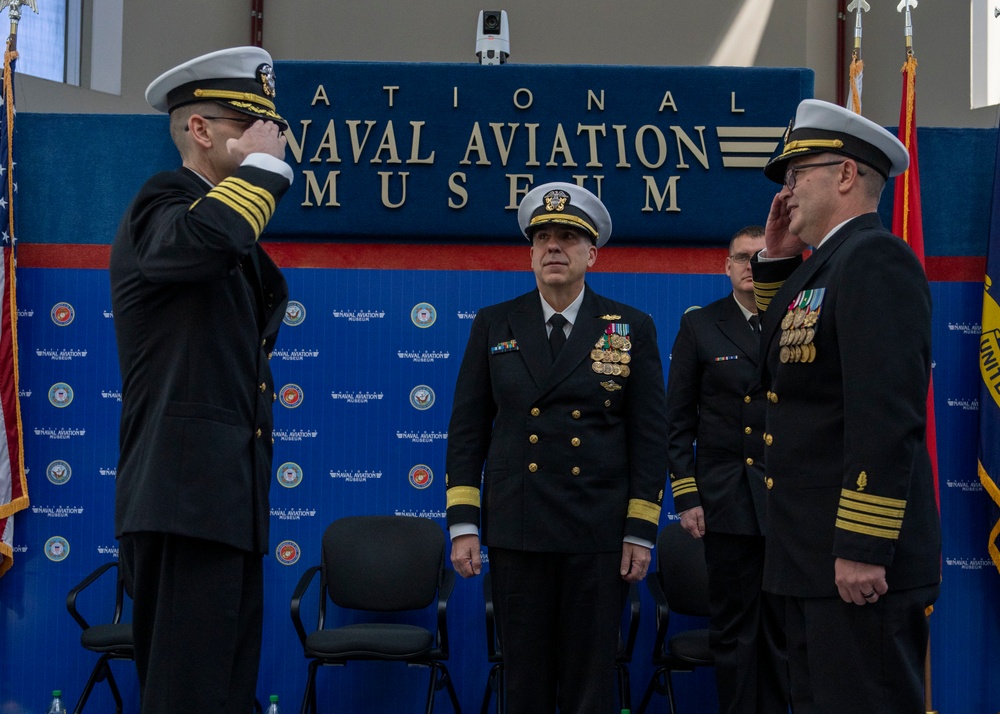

{"left": 46, "top": 690, "right": 66, "bottom": 714}
{"left": 264, "top": 694, "right": 281, "bottom": 714}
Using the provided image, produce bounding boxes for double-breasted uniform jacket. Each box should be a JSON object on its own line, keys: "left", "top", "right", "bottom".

{"left": 666, "top": 295, "right": 767, "bottom": 535}
{"left": 446, "top": 286, "right": 670, "bottom": 552}
{"left": 111, "top": 165, "right": 290, "bottom": 555}
{"left": 751, "top": 213, "right": 941, "bottom": 597}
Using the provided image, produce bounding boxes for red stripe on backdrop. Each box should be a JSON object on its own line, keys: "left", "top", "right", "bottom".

{"left": 17, "top": 243, "right": 986, "bottom": 280}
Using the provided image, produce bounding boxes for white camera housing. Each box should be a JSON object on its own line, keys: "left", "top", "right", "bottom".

{"left": 476, "top": 10, "right": 510, "bottom": 65}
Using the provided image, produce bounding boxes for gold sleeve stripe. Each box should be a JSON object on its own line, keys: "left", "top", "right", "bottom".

{"left": 446, "top": 485, "right": 481, "bottom": 509}
{"left": 214, "top": 178, "right": 277, "bottom": 222}
{"left": 836, "top": 508, "right": 903, "bottom": 532}
{"left": 838, "top": 499, "right": 905, "bottom": 519}
{"left": 840, "top": 489, "right": 907, "bottom": 509}
{"left": 211, "top": 187, "right": 267, "bottom": 235}
{"left": 670, "top": 477, "right": 699, "bottom": 498}
{"left": 228, "top": 177, "right": 278, "bottom": 215}
{"left": 753, "top": 282, "right": 782, "bottom": 313}
{"left": 835, "top": 518, "right": 900, "bottom": 539}
{"left": 627, "top": 498, "right": 662, "bottom": 526}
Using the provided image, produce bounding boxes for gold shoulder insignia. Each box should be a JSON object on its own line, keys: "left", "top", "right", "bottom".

{"left": 600, "top": 314, "right": 622, "bottom": 320}
{"left": 856, "top": 470, "right": 868, "bottom": 491}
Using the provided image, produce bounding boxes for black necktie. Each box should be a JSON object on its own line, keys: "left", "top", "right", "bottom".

{"left": 748, "top": 314, "right": 760, "bottom": 334}
{"left": 548, "top": 313, "right": 568, "bottom": 359}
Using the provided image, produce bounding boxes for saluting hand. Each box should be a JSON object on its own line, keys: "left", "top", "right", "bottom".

{"left": 764, "top": 192, "right": 808, "bottom": 259}
{"left": 226, "top": 119, "right": 287, "bottom": 163}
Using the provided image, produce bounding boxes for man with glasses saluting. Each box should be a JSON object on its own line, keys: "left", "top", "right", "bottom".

{"left": 111, "top": 47, "right": 293, "bottom": 714}
{"left": 750, "top": 99, "right": 940, "bottom": 713}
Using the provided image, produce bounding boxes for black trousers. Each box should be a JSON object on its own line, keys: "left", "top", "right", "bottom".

{"left": 784, "top": 584, "right": 939, "bottom": 714}
{"left": 488, "top": 548, "right": 627, "bottom": 714}
{"left": 703, "top": 532, "right": 789, "bottom": 714}
{"left": 121, "top": 532, "right": 264, "bottom": 714}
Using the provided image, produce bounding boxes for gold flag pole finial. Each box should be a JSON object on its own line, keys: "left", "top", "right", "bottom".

{"left": 847, "top": 0, "right": 870, "bottom": 55}
{"left": 0, "top": 0, "right": 39, "bottom": 51}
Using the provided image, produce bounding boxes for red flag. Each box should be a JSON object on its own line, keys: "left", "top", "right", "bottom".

{"left": 892, "top": 54, "right": 939, "bottom": 510}
{"left": 0, "top": 41, "right": 28, "bottom": 579}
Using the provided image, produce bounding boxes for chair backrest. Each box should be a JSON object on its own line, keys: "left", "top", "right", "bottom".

{"left": 322, "top": 515, "right": 445, "bottom": 612}
{"left": 655, "top": 522, "right": 711, "bottom": 617}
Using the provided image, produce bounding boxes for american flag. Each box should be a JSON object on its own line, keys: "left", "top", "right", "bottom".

{"left": 0, "top": 39, "right": 28, "bottom": 579}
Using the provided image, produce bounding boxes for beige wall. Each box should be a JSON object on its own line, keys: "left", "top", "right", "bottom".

{"left": 12, "top": 0, "right": 998, "bottom": 128}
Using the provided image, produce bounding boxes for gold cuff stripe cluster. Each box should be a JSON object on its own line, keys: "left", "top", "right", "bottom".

{"left": 670, "top": 476, "right": 698, "bottom": 499}
{"left": 835, "top": 489, "right": 906, "bottom": 539}
{"left": 446, "top": 485, "right": 481, "bottom": 509}
{"left": 207, "top": 178, "right": 277, "bottom": 238}
{"left": 754, "top": 280, "right": 783, "bottom": 313}
{"left": 627, "top": 498, "right": 661, "bottom": 526}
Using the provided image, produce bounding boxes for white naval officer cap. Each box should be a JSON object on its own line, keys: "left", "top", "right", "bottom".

{"left": 517, "top": 182, "right": 613, "bottom": 248}
{"left": 763, "top": 99, "right": 908, "bottom": 184}
{"left": 144, "top": 46, "right": 287, "bottom": 131}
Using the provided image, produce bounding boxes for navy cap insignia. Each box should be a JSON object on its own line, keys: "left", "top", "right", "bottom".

{"left": 257, "top": 63, "right": 276, "bottom": 98}
{"left": 543, "top": 189, "right": 570, "bottom": 212}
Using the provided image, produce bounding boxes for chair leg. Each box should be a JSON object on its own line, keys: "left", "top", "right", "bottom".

{"left": 72, "top": 654, "right": 110, "bottom": 714}
{"left": 616, "top": 662, "right": 631, "bottom": 712}
{"left": 636, "top": 667, "right": 667, "bottom": 714}
{"left": 300, "top": 660, "right": 320, "bottom": 714}
{"left": 104, "top": 663, "right": 124, "bottom": 714}
{"left": 481, "top": 663, "right": 501, "bottom": 714}
{"left": 423, "top": 664, "right": 438, "bottom": 714}
{"left": 437, "top": 663, "right": 462, "bottom": 714}
{"left": 495, "top": 663, "right": 504, "bottom": 714}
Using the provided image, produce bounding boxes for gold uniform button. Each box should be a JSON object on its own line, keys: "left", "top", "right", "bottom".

{"left": 604, "top": 400, "right": 612, "bottom": 407}
{"left": 268, "top": 352, "right": 273, "bottom": 360}
{"left": 764, "top": 434, "right": 774, "bottom": 446}
{"left": 769, "top": 392, "right": 778, "bottom": 404}
{"left": 571, "top": 410, "right": 581, "bottom": 419}
{"left": 255, "top": 428, "right": 262, "bottom": 438}
{"left": 259, "top": 382, "right": 267, "bottom": 393}
{"left": 745, "top": 457, "right": 754, "bottom": 466}
{"left": 744, "top": 426, "right": 752, "bottom": 435}
{"left": 571, "top": 467, "right": 581, "bottom": 476}
{"left": 766, "top": 477, "right": 774, "bottom": 489}
{"left": 528, "top": 463, "right": 538, "bottom": 473}
{"left": 272, "top": 393, "right": 277, "bottom": 402}
{"left": 261, "top": 338, "right": 267, "bottom": 347}
{"left": 744, "top": 395, "right": 751, "bottom": 404}
{"left": 571, "top": 437, "right": 581, "bottom": 447}
{"left": 529, "top": 435, "right": 539, "bottom": 444}
{"left": 530, "top": 407, "right": 541, "bottom": 417}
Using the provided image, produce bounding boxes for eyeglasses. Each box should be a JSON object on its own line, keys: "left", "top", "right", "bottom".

{"left": 728, "top": 253, "right": 752, "bottom": 264}
{"left": 200, "top": 115, "right": 260, "bottom": 127}
{"left": 783, "top": 160, "right": 845, "bottom": 190}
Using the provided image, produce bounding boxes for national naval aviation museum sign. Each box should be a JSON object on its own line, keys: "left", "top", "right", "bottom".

{"left": 269, "top": 62, "right": 813, "bottom": 244}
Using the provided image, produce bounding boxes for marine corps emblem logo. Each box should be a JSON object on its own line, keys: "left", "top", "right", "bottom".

{"left": 409, "top": 465, "right": 433, "bottom": 490}
{"left": 280, "top": 384, "right": 304, "bottom": 408}
{"left": 276, "top": 540, "right": 301, "bottom": 565}
{"left": 51, "top": 302, "right": 75, "bottom": 326}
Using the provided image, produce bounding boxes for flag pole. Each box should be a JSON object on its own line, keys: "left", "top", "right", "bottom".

{"left": 845, "top": 0, "right": 869, "bottom": 114}
{"left": 0, "top": 0, "right": 35, "bottom": 580}
{"left": 895, "top": 3, "right": 938, "bottom": 711}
